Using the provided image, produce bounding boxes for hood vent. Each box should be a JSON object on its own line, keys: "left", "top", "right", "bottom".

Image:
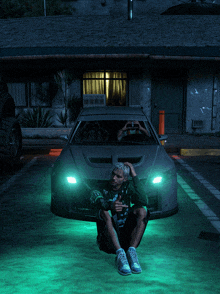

{"left": 88, "top": 156, "right": 142, "bottom": 164}
{"left": 89, "top": 157, "right": 112, "bottom": 164}
{"left": 118, "top": 157, "right": 142, "bottom": 164}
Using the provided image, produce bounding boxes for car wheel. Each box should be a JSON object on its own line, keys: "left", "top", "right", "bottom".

{"left": 0, "top": 117, "right": 22, "bottom": 161}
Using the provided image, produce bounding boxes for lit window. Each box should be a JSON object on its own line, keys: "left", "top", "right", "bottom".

{"left": 83, "top": 71, "right": 127, "bottom": 106}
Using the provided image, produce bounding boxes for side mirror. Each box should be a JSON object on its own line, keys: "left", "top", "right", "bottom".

{"left": 158, "top": 134, "right": 168, "bottom": 141}
{"left": 60, "top": 135, "right": 68, "bottom": 141}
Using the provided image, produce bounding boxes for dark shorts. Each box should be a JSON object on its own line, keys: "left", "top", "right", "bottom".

{"left": 96, "top": 208, "right": 150, "bottom": 254}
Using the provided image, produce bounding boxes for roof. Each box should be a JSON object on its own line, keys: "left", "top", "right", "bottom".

{"left": 0, "top": 15, "right": 220, "bottom": 59}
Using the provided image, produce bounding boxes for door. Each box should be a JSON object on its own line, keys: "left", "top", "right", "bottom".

{"left": 151, "top": 77, "right": 185, "bottom": 134}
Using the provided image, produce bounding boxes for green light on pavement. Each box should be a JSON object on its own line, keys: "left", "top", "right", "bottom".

{"left": 153, "top": 176, "right": 162, "bottom": 184}
{"left": 67, "top": 177, "right": 77, "bottom": 184}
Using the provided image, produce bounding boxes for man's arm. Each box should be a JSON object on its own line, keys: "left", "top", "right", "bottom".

{"left": 124, "top": 162, "right": 148, "bottom": 206}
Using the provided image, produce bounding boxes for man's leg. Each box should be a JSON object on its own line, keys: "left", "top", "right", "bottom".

{"left": 99, "top": 210, "right": 132, "bottom": 276}
{"left": 129, "top": 207, "right": 148, "bottom": 248}
{"left": 99, "top": 210, "right": 121, "bottom": 251}
{"left": 122, "top": 207, "right": 149, "bottom": 274}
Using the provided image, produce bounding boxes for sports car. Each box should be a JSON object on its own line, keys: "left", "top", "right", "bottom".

{"left": 51, "top": 106, "right": 178, "bottom": 221}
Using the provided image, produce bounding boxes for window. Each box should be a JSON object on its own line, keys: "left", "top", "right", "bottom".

{"left": 71, "top": 120, "right": 156, "bottom": 146}
{"left": 8, "top": 82, "right": 56, "bottom": 108}
{"left": 7, "top": 83, "right": 26, "bottom": 107}
{"left": 83, "top": 71, "right": 127, "bottom": 106}
{"left": 28, "top": 82, "right": 51, "bottom": 107}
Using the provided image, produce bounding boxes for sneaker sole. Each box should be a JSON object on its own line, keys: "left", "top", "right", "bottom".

{"left": 115, "top": 257, "right": 132, "bottom": 276}
{"left": 118, "top": 270, "right": 132, "bottom": 276}
{"left": 131, "top": 269, "right": 142, "bottom": 274}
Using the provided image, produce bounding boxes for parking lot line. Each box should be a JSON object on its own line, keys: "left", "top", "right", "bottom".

{"left": 172, "top": 155, "right": 220, "bottom": 201}
{"left": 0, "top": 157, "right": 38, "bottom": 196}
{"left": 172, "top": 155, "right": 220, "bottom": 233}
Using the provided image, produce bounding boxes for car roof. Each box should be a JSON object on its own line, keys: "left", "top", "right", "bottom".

{"left": 78, "top": 106, "right": 147, "bottom": 121}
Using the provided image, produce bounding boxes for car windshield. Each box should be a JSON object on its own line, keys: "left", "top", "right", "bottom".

{"left": 70, "top": 120, "right": 158, "bottom": 145}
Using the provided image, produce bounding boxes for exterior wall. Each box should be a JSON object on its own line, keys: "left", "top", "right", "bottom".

{"left": 129, "top": 71, "right": 151, "bottom": 119}
{"left": 9, "top": 67, "right": 220, "bottom": 133}
{"left": 186, "top": 69, "right": 219, "bottom": 134}
{"left": 215, "top": 73, "right": 220, "bottom": 133}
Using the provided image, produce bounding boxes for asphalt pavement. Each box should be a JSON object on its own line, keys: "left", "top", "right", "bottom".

{"left": 21, "top": 134, "right": 220, "bottom": 155}
{"left": 0, "top": 152, "right": 220, "bottom": 293}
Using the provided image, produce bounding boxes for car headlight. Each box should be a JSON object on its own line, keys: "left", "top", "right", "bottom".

{"left": 153, "top": 176, "right": 162, "bottom": 184}
{"left": 67, "top": 177, "right": 77, "bottom": 184}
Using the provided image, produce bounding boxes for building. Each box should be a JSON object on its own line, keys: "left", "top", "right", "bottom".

{"left": 1, "top": 0, "right": 220, "bottom": 134}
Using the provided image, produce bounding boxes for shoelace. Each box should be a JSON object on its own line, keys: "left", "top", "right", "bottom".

{"left": 128, "top": 249, "right": 139, "bottom": 264}
{"left": 118, "top": 252, "right": 128, "bottom": 265}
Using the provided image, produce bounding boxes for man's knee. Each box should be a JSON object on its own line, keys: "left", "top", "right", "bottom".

{"left": 100, "top": 210, "right": 112, "bottom": 222}
{"left": 133, "top": 207, "right": 147, "bottom": 219}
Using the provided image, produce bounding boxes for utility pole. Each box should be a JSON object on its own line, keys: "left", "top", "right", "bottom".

{"left": 128, "top": 0, "right": 133, "bottom": 20}
{"left": 44, "top": 0, "right": 46, "bottom": 16}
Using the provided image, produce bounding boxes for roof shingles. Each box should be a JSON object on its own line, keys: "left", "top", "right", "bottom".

{"left": 0, "top": 15, "right": 220, "bottom": 57}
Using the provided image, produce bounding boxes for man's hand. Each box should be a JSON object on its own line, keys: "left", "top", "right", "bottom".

{"left": 124, "top": 162, "right": 137, "bottom": 177}
{"left": 112, "top": 195, "right": 128, "bottom": 213}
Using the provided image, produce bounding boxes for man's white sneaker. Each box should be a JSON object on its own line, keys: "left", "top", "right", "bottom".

{"left": 126, "top": 247, "right": 142, "bottom": 274}
{"left": 116, "top": 249, "right": 132, "bottom": 276}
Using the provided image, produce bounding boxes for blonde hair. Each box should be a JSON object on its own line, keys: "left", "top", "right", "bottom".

{"left": 113, "top": 162, "right": 130, "bottom": 179}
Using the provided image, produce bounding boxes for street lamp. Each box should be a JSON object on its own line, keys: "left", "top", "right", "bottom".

{"left": 128, "top": 0, "right": 133, "bottom": 20}
{"left": 44, "top": 0, "right": 46, "bottom": 16}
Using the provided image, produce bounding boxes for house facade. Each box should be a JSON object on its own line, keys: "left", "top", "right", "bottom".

{"left": 1, "top": 0, "right": 220, "bottom": 134}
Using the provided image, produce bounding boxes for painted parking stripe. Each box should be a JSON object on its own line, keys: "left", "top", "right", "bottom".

{"left": 0, "top": 157, "right": 38, "bottom": 196}
{"left": 172, "top": 155, "right": 220, "bottom": 233}
{"left": 172, "top": 155, "right": 220, "bottom": 201}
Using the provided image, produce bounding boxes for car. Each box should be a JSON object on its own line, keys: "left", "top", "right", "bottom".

{"left": 0, "top": 82, "right": 22, "bottom": 164}
{"left": 51, "top": 106, "right": 178, "bottom": 221}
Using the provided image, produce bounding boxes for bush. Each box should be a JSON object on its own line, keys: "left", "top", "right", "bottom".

{"left": 56, "top": 110, "right": 68, "bottom": 127}
{"left": 67, "top": 95, "right": 83, "bottom": 122}
{"left": 19, "top": 107, "right": 54, "bottom": 128}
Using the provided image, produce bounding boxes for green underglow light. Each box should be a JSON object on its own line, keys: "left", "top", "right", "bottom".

{"left": 67, "top": 177, "right": 77, "bottom": 184}
{"left": 153, "top": 176, "right": 162, "bottom": 184}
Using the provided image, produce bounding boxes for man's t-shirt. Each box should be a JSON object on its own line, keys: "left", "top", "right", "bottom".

{"left": 95, "top": 176, "right": 148, "bottom": 229}
{"left": 111, "top": 191, "right": 129, "bottom": 228}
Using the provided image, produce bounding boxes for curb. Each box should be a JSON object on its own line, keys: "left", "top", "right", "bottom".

{"left": 180, "top": 149, "right": 220, "bottom": 156}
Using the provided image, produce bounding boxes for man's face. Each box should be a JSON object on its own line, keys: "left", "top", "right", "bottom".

{"left": 110, "top": 168, "right": 127, "bottom": 190}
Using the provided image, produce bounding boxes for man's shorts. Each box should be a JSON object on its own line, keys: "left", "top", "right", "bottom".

{"left": 96, "top": 208, "right": 150, "bottom": 254}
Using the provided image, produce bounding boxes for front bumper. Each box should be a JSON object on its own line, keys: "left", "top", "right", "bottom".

{"left": 51, "top": 176, "right": 178, "bottom": 221}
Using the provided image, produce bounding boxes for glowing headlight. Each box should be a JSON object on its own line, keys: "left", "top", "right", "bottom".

{"left": 67, "top": 177, "right": 77, "bottom": 184}
{"left": 153, "top": 176, "right": 162, "bottom": 184}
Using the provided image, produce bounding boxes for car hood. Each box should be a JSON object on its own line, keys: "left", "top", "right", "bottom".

{"left": 59, "top": 144, "right": 174, "bottom": 181}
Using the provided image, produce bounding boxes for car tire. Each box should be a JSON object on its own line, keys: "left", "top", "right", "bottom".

{"left": 0, "top": 117, "right": 22, "bottom": 162}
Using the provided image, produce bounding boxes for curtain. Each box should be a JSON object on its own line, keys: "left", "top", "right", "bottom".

{"left": 106, "top": 72, "right": 126, "bottom": 106}
{"left": 83, "top": 72, "right": 127, "bottom": 106}
{"left": 83, "top": 72, "right": 105, "bottom": 95}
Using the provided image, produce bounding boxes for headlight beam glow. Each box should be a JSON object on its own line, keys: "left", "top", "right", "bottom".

{"left": 153, "top": 176, "right": 162, "bottom": 184}
{"left": 67, "top": 177, "right": 77, "bottom": 184}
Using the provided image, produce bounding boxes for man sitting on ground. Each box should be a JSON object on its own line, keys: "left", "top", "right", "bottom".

{"left": 91, "top": 162, "right": 150, "bottom": 276}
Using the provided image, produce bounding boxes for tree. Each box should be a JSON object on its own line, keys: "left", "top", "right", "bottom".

{"left": 0, "top": 0, "right": 73, "bottom": 19}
